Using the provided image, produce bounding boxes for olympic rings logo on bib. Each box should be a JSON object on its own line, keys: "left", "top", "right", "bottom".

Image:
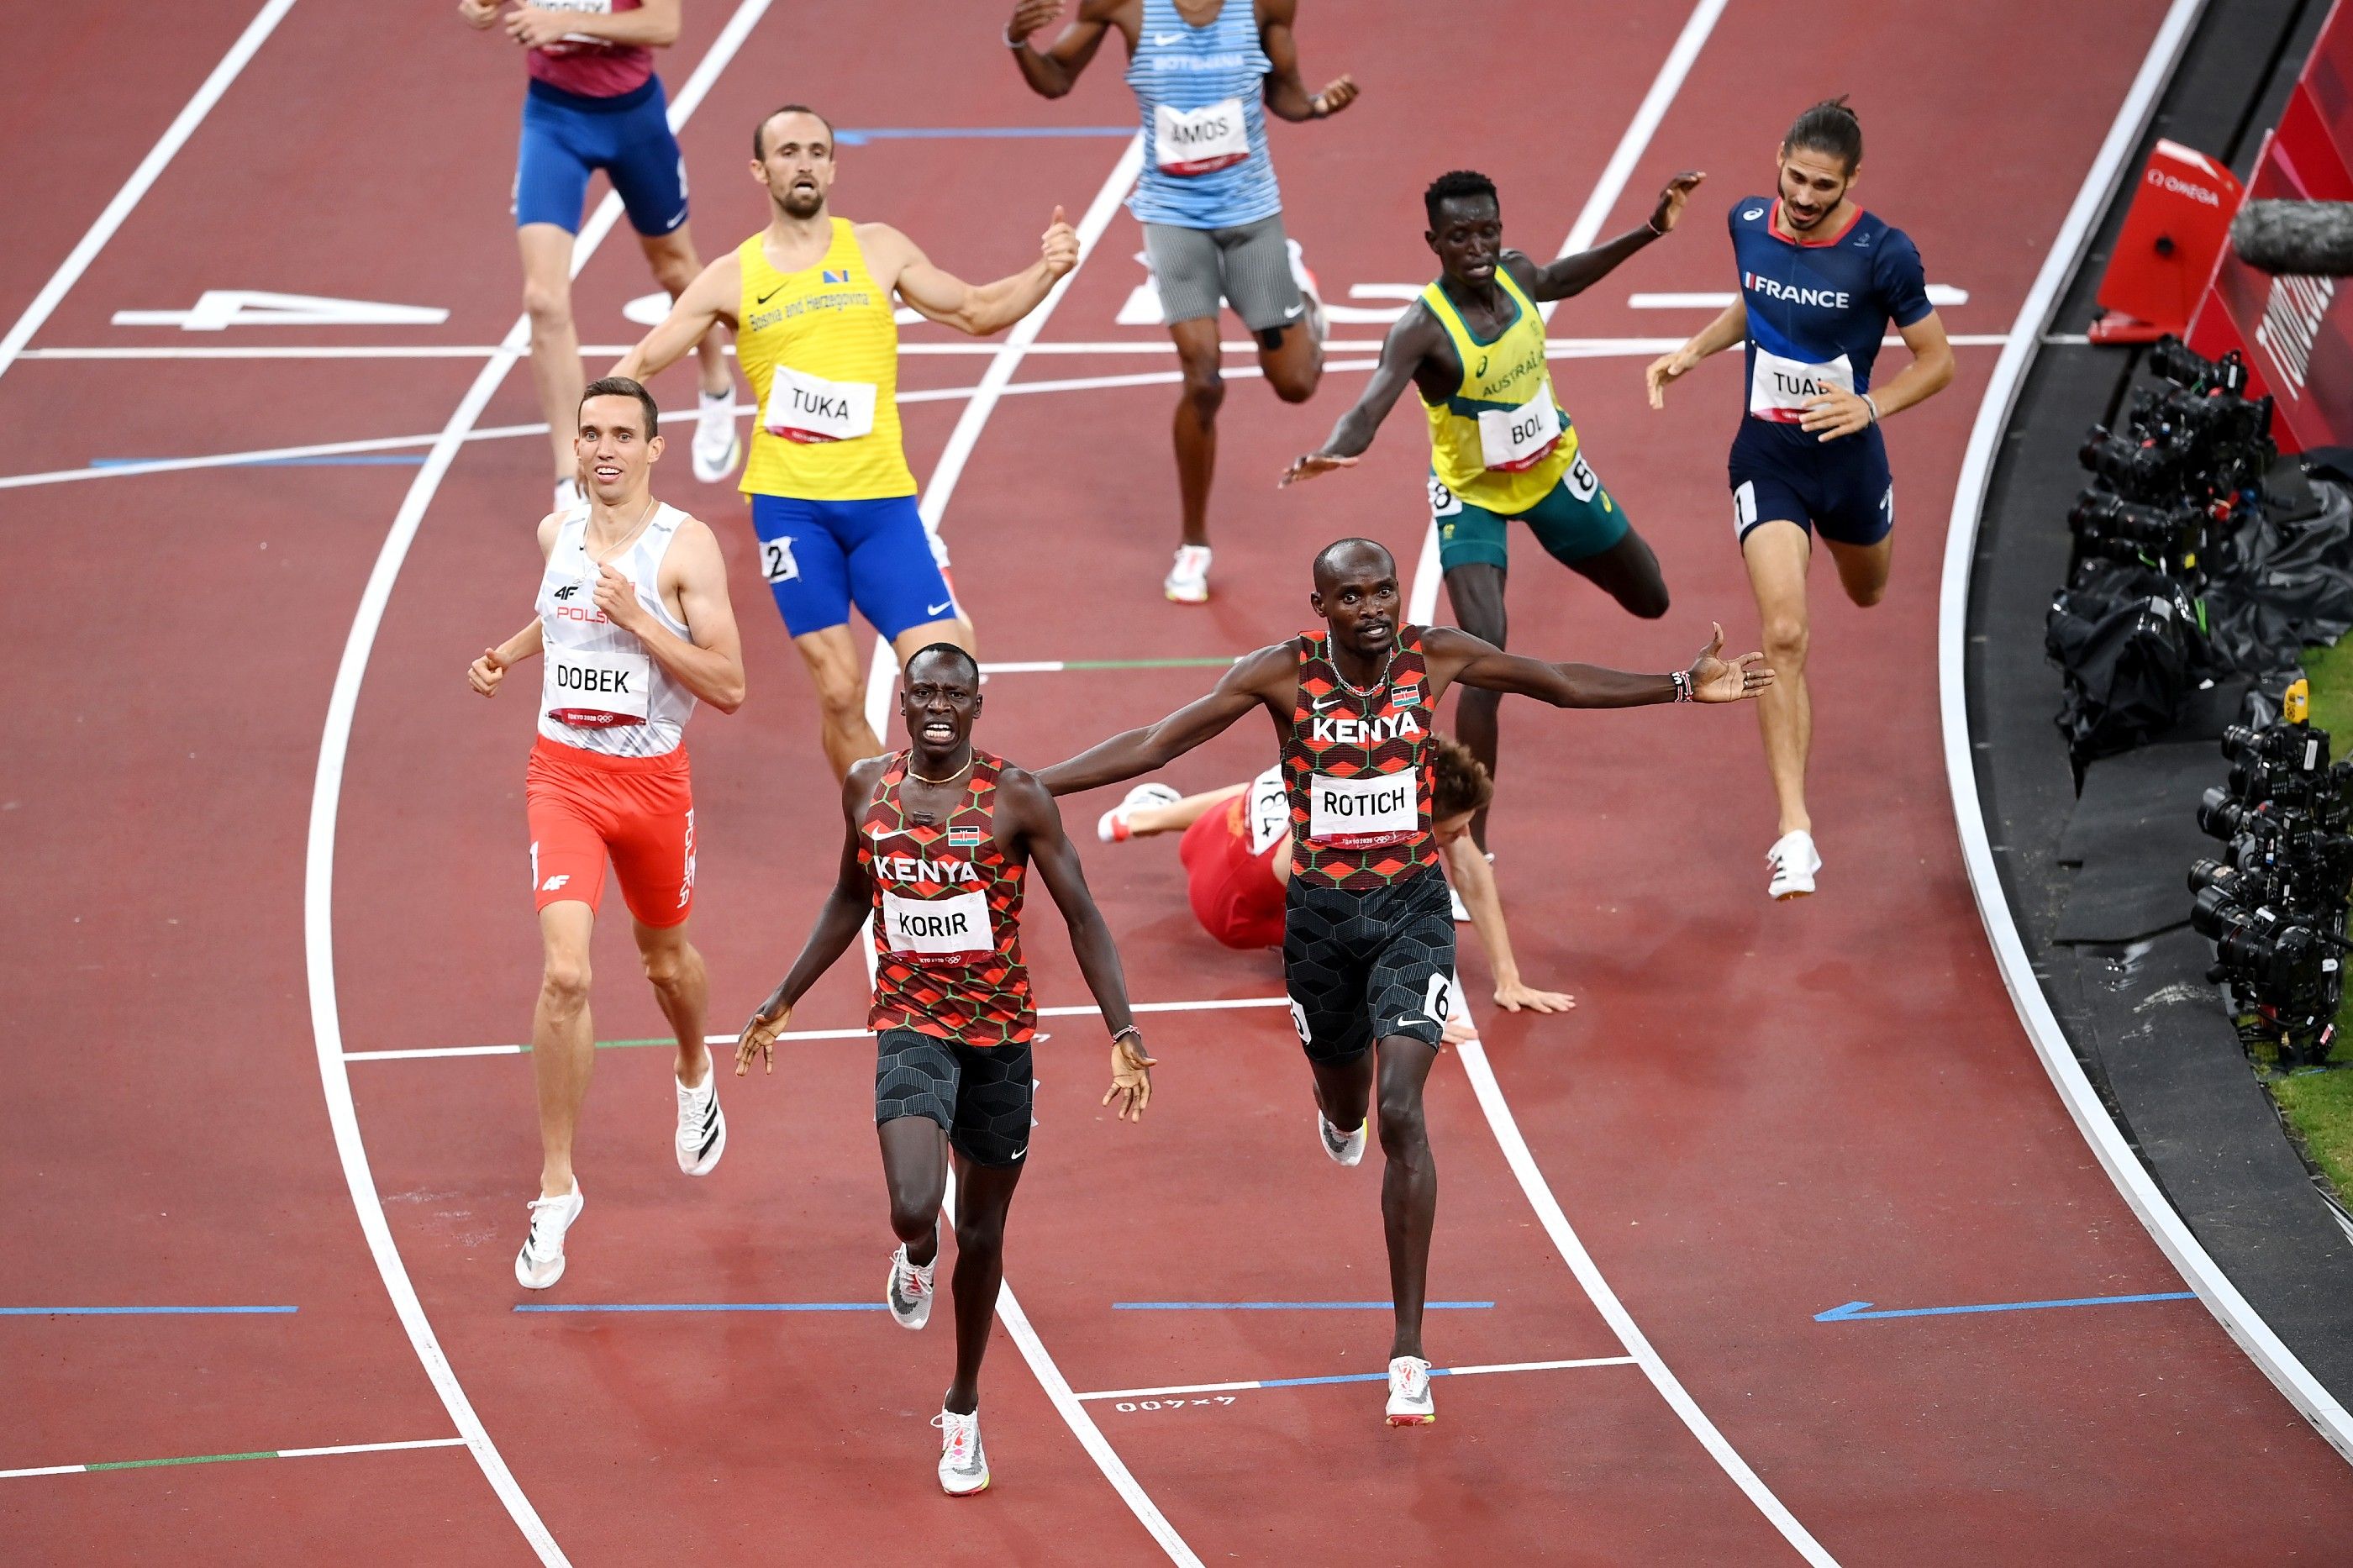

{"left": 1475, "top": 393, "right": 1562, "bottom": 472}
{"left": 765, "top": 364, "right": 878, "bottom": 444}
{"left": 1153, "top": 99, "right": 1250, "bottom": 176}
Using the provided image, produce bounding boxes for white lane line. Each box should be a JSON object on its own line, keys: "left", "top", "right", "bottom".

{"left": 0, "top": 0, "right": 300, "bottom": 388}
{"left": 0, "top": 339, "right": 2016, "bottom": 496}
{"left": 0, "top": 1437, "right": 470, "bottom": 1480}
{"left": 1937, "top": 0, "right": 2353, "bottom": 1466}
{"left": 836, "top": 133, "right": 1200, "bottom": 1568}
{"left": 299, "top": 6, "right": 771, "bottom": 1562}
{"left": 1076, "top": 1356, "right": 1639, "bottom": 1403}
{"left": 343, "top": 996, "right": 1290, "bottom": 1062}
{"left": 1404, "top": 8, "right": 1837, "bottom": 1552}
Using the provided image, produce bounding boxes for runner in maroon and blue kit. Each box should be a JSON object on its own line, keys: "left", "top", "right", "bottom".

{"left": 1646, "top": 97, "right": 1954, "bottom": 901}
{"left": 459, "top": 1, "right": 740, "bottom": 513}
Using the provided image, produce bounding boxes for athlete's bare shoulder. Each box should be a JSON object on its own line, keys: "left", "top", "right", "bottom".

{"left": 1228, "top": 639, "right": 1303, "bottom": 699}
{"left": 1079, "top": 0, "right": 1141, "bottom": 36}
{"left": 536, "top": 510, "right": 564, "bottom": 557}
{"left": 1255, "top": 0, "right": 1299, "bottom": 29}
{"left": 841, "top": 755, "right": 891, "bottom": 813}
{"left": 1497, "top": 250, "right": 1542, "bottom": 291}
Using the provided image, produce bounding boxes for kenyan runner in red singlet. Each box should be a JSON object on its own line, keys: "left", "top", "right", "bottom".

{"left": 737, "top": 642, "right": 1155, "bottom": 1497}
{"left": 1038, "top": 537, "right": 1771, "bottom": 1427}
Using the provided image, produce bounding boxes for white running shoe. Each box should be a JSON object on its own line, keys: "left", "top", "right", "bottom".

{"left": 1165, "top": 545, "right": 1212, "bottom": 604}
{"left": 553, "top": 476, "right": 584, "bottom": 516}
{"left": 933, "top": 1407, "right": 990, "bottom": 1496}
{"left": 1097, "top": 781, "right": 1182, "bottom": 843}
{"left": 675, "top": 1066, "right": 725, "bottom": 1176}
{"left": 1286, "top": 237, "right": 1327, "bottom": 345}
{"left": 1386, "top": 1356, "right": 1435, "bottom": 1426}
{"left": 1766, "top": 829, "right": 1822, "bottom": 900}
{"left": 887, "top": 1241, "right": 936, "bottom": 1330}
{"left": 514, "top": 1181, "right": 583, "bottom": 1290}
{"left": 690, "top": 390, "right": 741, "bottom": 484}
{"left": 1318, "top": 1110, "right": 1366, "bottom": 1167}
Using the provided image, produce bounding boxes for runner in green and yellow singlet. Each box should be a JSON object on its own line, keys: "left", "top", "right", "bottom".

{"left": 1282, "top": 167, "right": 1704, "bottom": 850}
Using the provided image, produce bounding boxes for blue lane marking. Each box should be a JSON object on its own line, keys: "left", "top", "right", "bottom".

{"left": 513, "top": 1302, "right": 885, "bottom": 1313}
{"left": 1113, "top": 1301, "right": 1493, "bottom": 1311}
{"left": 90, "top": 455, "right": 427, "bottom": 468}
{"left": 834, "top": 126, "right": 1134, "bottom": 145}
{"left": 0, "top": 1305, "right": 298, "bottom": 1315}
{"left": 1815, "top": 1292, "right": 2197, "bottom": 1323}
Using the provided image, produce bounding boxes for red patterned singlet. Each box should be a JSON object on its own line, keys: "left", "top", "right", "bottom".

{"left": 863, "top": 750, "right": 1034, "bottom": 1046}
{"left": 1281, "top": 627, "right": 1440, "bottom": 892}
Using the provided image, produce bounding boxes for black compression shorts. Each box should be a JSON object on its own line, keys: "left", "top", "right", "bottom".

{"left": 1282, "top": 867, "right": 1456, "bottom": 1065}
{"left": 874, "top": 1028, "right": 1034, "bottom": 1168}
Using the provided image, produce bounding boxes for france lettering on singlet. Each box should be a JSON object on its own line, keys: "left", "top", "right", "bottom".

{"left": 1729, "top": 198, "right": 1932, "bottom": 437}
{"left": 1124, "top": 0, "right": 1280, "bottom": 229}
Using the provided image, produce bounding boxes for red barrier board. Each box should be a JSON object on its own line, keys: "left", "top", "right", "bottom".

{"left": 2092, "top": 139, "right": 2242, "bottom": 341}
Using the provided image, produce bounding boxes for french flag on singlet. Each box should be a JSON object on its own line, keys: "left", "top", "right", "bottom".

{"left": 1730, "top": 197, "right": 1931, "bottom": 444}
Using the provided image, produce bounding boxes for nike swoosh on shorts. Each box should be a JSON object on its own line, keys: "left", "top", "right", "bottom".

{"left": 926, "top": 599, "right": 955, "bottom": 617}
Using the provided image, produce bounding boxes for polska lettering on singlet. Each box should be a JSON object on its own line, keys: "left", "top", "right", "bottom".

{"left": 764, "top": 364, "right": 877, "bottom": 443}
{"left": 1749, "top": 346, "right": 1855, "bottom": 423}
{"left": 545, "top": 645, "right": 652, "bottom": 727}
{"left": 1153, "top": 99, "right": 1249, "bottom": 175}
{"left": 1308, "top": 772, "right": 1417, "bottom": 847}
{"left": 1475, "top": 391, "right": 1562, "bottom": 471}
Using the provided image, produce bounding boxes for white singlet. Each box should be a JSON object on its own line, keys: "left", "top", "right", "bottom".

{"left": 535, "top": 501, "right": 697, "bottom": 757}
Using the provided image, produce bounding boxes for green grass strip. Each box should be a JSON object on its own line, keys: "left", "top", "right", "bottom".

{"left": 1059, "top": 656, "right": 1239, "bottom": 671}
{"left": 86, "top": 1450, "right": 278, "bottom": 1471}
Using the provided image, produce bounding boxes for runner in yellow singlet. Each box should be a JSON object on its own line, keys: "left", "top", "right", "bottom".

{"left": 1281, "top": 167, "right": 1703, "bottom": 850}
{"left": 617, "top": 104, "right": 1080, "bottom": 777}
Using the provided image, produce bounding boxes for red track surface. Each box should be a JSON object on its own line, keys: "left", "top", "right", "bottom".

{"left": 8, "top": 2, "right": 2353, "bottom": 1562}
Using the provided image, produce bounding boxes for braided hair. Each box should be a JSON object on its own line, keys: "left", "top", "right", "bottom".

{"left": 1782, "top": 97, "right": 1862, "bottom": 174}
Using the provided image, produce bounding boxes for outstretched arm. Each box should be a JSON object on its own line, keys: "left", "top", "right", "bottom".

{"left": 738, "top": 766, "right": 879, "bottom": 1073}
{"left": 1445, "top": 837, "right": 1571, "bottom": 1016}
{"left": 1524, "top": 172, "right": 1703, "bottom": 303}
{"left": 1646, "top": 297, "right": 1747, "bottom": 408}
{"left": 613, "top": 252, "right": 739, "bottom": 382}
{"left": 1424, "top": 624, "right": 1771, "bottom": 708}
{"left": 1004, "top": 0, "right": 1118, "bottom": 97}
{"left": 871, "top": 218, "right": 1079, "bottom": 339}
{"left": 1279, "top": 304, "right": 1445, "bottom": 485}
{"left": 1003, "top": 769, "right": 1156, "bottom": 1119}
{"left": 1036, "top": 645, "right": 1292, "bottom": 796}
{"left": 1258, "top": 0, "right": 1358, "bottom": 124}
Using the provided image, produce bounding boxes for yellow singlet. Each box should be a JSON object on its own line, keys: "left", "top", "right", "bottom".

{"left": 1419, "top": 267, "right": 1579, "bottom": 516}
{"left": 736, "top": 219, "right": 916, "bottom": 501}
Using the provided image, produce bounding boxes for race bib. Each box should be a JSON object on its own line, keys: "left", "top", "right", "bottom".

{"left": 1247, "top": 763, "right": 1288, "bottom": 857}
{"left": 1308, "top": 771, "right": 1417, "bottom": 848}
{"left": 1748, "top": 347, "right": 1854, "bottom": 423}
{"left": 538, "top": 0, "right": 614, "bottom": 52}
{"left": 881, "top": 888, "right": 992, "bottom": 962}
{"left": 764, "top": 365, "right": 877, "bottom": 444}
{"left": 1153, "top": 99, "right": 1250, "bottom": 176}
{"left": 1474, "top": 392, "right": 1562, "bottom": 472}
{"left": 545, "top": 645, "right": 650, "bottom": 728}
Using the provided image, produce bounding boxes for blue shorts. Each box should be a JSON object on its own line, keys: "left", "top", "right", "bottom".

{"left": 514, "top": 76, "right": 687, "bottom": 237}
{"left": 1728, "top": 419, "right": 1893, "bottom": 548}
{"left": 750, "top": 493, "right": 958, "bottom": 641}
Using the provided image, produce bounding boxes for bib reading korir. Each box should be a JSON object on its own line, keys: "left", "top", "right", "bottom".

{"left": 1282, "top": 628, "right": 1440, "bottom": 892}
{"left": 862, "top": 750, "right": 1034, "bottom": 1047}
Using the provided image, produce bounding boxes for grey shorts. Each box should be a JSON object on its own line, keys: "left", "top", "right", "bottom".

{"left": 1142, "top": 213, "right": 1306, "bottom": 331}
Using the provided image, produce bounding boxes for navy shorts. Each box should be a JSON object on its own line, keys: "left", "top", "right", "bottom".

{"left": 1728, "top": 419, "right": 1893, "bottom": 548}
{"left": 514, "top": 76, "right": 687, "bottom": 237}
{"left": 750, "top": 492, "right": 958, "bottom": 640}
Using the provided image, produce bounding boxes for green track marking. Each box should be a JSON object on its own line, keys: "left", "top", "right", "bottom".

{"left": 86, "top": 1450, "right": 278, "bottom": 1471}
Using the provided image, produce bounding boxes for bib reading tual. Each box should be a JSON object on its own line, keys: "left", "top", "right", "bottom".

{"left": 545, "top": 645, "right": 651, "bottom": 728}
{"left": 1153, "top": 99, "right": 1249, "bottom": 176}
{"left": 882, "top": 888, "right": 991, "bottom": 961}
{"left": 1308, "top": 771, "right": 1417, "bottom": 848}
{"left": 764, "top": 365, "right": 877, "bottom": 444}
{"left": 1749, "top": 347, "right": 1854, "bottom": 423}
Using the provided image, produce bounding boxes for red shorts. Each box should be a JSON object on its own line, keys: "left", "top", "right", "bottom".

{"left": 524, "top": 736, "right": 696, "bottom": 928}
{"left": 1179, "top": 798, "right": 1284, "bottom": 950}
